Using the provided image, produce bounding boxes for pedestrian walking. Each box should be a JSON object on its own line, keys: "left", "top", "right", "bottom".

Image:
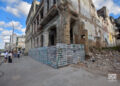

{"left": 13, "top": 50, "right": 17, "bottom": 58}
{"left": 8, "top": 51, "right": 12, "bottom": 63}
{"left": 4, "top": 51, "right": 8, "bottom": 63}
{"left": 17, "top": 50, "right": 21, "bottom": 58}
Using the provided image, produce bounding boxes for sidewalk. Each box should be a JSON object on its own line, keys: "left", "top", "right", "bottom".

{"left": 0, "top": 56, "right": 4, "bottom": 66}
{"left": 0, "top": 56, "right": 119, "bottom": 86}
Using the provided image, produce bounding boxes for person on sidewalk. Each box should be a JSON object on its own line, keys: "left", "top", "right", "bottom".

{"left": 17, "top": 50, "right": 21, "bottom": 58}
{"left": 4, "top": 51, "right": 8, "bottom": 63}
{"left": 8, "top": 51, "right": 12, "bottom": 63}
{"left": 13, "top": 50, "right": 17, "bottom": 58}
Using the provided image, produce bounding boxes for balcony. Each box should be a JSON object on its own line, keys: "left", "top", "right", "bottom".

{"left": 40, "top": 6, "right": 58, "bottom": 26}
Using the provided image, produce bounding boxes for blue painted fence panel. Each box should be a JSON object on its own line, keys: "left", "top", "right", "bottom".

{"left": 29, "top": 44, "right": 85, "bottom": 68}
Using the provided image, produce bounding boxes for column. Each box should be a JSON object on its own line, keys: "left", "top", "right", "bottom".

{"left": 36, "top": 19, "right": 37, "bottom": 33}
{"left": 44, "top": 31, "right": 49, "bottom": 47}
{"left": 59, "top": 10, "right": 71, "bottom": 44}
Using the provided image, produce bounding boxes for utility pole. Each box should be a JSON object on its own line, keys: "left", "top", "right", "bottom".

{"left": 7, "top": 17, "right": 15, "bottom": 50}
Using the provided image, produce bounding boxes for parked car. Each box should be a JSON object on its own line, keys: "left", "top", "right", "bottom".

{"left": 0, "top": 53, "right": 4, "bottom": 57}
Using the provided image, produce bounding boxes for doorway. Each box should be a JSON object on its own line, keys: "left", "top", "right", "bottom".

{"left": 49, "top": 26, "right": 56, "bottom": 46}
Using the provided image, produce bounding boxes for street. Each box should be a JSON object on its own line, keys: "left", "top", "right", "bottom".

{"left": 0, "top": 56, "right": 119, "bottom": 86}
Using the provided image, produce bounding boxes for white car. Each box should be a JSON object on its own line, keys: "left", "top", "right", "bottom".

{"left": 0, "top": 53, "right": 4, "bottom": 57}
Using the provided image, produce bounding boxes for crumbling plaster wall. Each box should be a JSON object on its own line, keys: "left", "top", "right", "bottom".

{"left": 65, "top": 0, "right": 95, "bottom": 41}
{"left": 80, "top": 0, "right": 91, "bottom": 19}
{"left": 26, "top": 0, "right": 117, "bottom": 53}
{"left": 102, "top": 18, "right": 116, "bottom": 46}
{"left": 82, "top": 19, "right": 95, "bottom": 40}
{"left": 66, "top": 0, "right": 91, "bottom": 19}
{"left": 66, "top": 0, "right": 116, "bottom": 47}
{"left": 68, "top": 0, "right": 79, "bottom": 13}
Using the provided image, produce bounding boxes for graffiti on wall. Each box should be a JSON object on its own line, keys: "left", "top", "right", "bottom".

{"left": 109, "top": 33, "right": 113, "bottom": 43}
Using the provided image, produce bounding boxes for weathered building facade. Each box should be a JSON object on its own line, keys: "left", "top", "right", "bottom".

{"left": 16, "top": 35, "right": 25, "bottom": 50}
{"left": 26, "top": 0, "right": 117, "bottom": 54}
{"left": 4, "top": 42, "right": 10, "bottom": 50}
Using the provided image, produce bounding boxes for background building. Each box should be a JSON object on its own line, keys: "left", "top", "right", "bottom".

{"left": 10, "top": 33, "right": 17, "bottom": 50}
{"left": 16, "top": 35, "right": 25, "bottom": 51}
{"left": 4, "top": 42, "right": 10, "bottom": 50}
{"left": 4, "top": 34, "right": 25, "bottom": 51}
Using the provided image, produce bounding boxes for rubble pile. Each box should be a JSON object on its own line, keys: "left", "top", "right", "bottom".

{"left": 85, "top": 48, "right": 120, "bottom": 74}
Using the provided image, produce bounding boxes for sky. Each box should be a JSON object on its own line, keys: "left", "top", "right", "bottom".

{"left": 0, "top": 0, "right": 120, "bottom": 49}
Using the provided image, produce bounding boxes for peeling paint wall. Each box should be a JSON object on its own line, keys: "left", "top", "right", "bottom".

{"left": 80, "top": 0, "right": 91, "bottom": 19}
{"left": 69, "top": 0, "right": 79, "bottom": 13}
{"left": 81, "top": 19, "right": 95, "bottom": 41}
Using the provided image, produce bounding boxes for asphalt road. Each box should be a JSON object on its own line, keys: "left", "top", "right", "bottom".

{"left": 0, "top": 56, "right": 119, "bottom": 86}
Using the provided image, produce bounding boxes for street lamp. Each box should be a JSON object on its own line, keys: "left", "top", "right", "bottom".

{"left": 6, "top": 17, "right": 15, "bottom": 50}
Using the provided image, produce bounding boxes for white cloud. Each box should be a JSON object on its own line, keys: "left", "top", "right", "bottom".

{"left": 3, "top": 36, "right": 10, "bottom": 42}
{"left": 1, "top": 30, "right": 12, "bottom": 36}
{"left": 7, "top": 21, "right": 23, "bottom": 30}
{"left": 16, "top": 1, "right": 31, "bottom": 16}
{"left": 6, "top": 6, "right": 20, "bottom": 17}
{"left": 21, "top": 28, "right": 26, "bottom": 33}
{"left": 0, "top": 28, "right": 3, "bottom": 31}
{"left": 0, "top": 42, "right": 5, "bottom": 49}
{"left": 0, "top": 30, "right": 12, "bottom": 49}
{"left": 1, "top": 0, "right": 31, "bottom": 17}
{"left": 93, "top": 0, "right": 120, "bottom": 15}
{"left": 0, "top": 35, "right": 10, "bottom": 49}
{"left": 0, "top": 21, "right": 25, "bottom": 33}
{"left": 0, "top": 21, "right": 5, "bottom": 26}
{"left": 1, "top": 0, "right": 20, "bottom": 4}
